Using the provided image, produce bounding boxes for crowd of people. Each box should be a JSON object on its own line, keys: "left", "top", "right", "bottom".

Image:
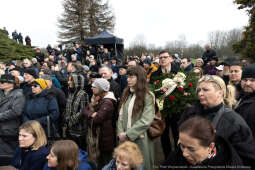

{"left": 0, "top": 42, "right": 255, "bottom": 170}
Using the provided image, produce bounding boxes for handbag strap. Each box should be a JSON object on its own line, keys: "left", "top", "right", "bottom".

{"left": 47, "top": 116, "right": 51, "bottom": 137}
{"left": 212, "top": 105, "right": 231, "bottom": 131}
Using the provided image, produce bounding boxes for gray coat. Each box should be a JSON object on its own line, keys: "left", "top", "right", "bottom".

{"left": 0, "top": 88, "right": 25, "bottom": 164}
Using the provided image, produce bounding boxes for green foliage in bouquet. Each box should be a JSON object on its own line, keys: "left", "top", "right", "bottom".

{"left": 150, "top": 71, "right": 198, "bottom": 117}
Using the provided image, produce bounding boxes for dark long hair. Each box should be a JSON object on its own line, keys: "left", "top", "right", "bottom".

{"left": 119, "top": 66, "right": 152, "bottom": 117}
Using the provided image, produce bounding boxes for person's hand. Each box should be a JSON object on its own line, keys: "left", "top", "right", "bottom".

{"left": 118, "top": 132, "right": 127, "bottom": 142}
{"left": 54, "top": 64, "right": 60, "bottom": 71}
{"left": 91, "top": 95, "right": 100, "bottom": 105}
{"left": 91, "top": 112, "right": 97, "bottom": 118}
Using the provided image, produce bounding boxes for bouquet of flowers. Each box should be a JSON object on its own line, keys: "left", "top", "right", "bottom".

{"left": 150, "top": 71, "right": 198, "bottom": 117}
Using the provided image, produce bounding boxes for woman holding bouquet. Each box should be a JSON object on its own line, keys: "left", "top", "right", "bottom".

{"left": 117, "top": 66, "right": 155, "bottom": 170}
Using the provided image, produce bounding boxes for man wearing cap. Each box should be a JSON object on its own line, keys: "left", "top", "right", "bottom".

{"left": 0, "top": 74, "right": 25, "bottom": 165}
{"left": 116, "top": 65, "right": 128, "bottom": 94}
{"left": 6, "top": 61, "right": 15, "bottom": 74}
{"left": 22, "top": 68, "right": 38, "bottom": 98}
{"left": 235, "top": 63, "right": 255, "bottom": 138}
{"left": 216, "top": 65, "right": 224, "bottom": 77}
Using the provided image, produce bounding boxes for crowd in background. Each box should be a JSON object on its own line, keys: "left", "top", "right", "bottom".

{"left": 0, "top": 40, "right": 255, "bottom": 170}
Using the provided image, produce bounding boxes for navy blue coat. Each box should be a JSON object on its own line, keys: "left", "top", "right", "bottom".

{"left": 12, "top": 146, "right": 49, "bottom": 170}
{"left": 43, "top": 149, "right": 92, "bottom": 170}
{"left": 22, "top": 90, "right": 60, "bottom": 136}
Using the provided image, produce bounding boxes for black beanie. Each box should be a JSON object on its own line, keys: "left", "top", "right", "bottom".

{"left": 0, "top": 74, "right": 15, "bottom": 84}
{"left": 242, "top": 63, "right": 255, "bottom": 79}
{"left": 23, "top": 68, "right": 38, "bottom": 78}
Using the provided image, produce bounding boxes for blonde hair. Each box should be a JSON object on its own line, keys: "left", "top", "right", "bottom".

{"left": 113, "top": 141, "right": 144, "bottom": 169}
{"left": 198, "top": 75, "right": 237, "bottom": 108}
{"left": 19, "top": 120, "right": 47, "bottom": 150}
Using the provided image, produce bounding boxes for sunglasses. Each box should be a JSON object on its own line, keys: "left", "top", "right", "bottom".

{"left": 198, "top": 75, "right": 222, "bottom": 90}
{"left": 159, "top": 56, "right": 170, "bottom": 60}
{"left": 31, "top": 84, "right": 41, "bottom": 88}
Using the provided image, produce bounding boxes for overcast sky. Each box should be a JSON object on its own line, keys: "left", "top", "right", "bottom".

{"left": 0, "top": 0, "right": 249, "bottom": 48}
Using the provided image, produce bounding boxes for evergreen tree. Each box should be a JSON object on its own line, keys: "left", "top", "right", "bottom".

{"left": 58, "top": 0, "right": 115, "bottom": 44}
{"left": 233, "top": 0, "right": 255, "bottom": 61}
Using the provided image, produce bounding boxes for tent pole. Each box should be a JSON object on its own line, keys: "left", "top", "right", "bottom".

{"left": 115, "top": 43, "right": 117, "bottom": 58}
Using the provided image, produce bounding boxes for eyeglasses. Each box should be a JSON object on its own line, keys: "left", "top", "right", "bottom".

{"left": 31, "top": 84, "right": 41, "bottom": 88}
{"left": 159, "top": 56, "right": 170, "bottom": 60}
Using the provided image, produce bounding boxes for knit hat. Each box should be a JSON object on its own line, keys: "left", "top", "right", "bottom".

{"left": 92, "top": 78, "right": 110, "bottom": 92}
{"left": 31, "top": 58, "right": 37, "bottom": 63}
{"left": 23, "top": 68, "right": 38, "bottom": 78}
{"left": 242, "top": 63, "right": 255, "bottom": 79}
{"left": 143, "top": 58, "right": 151, "bottom": 65}
{"left": 33, "top": 79, "right": 48, "bottom": 89}
{"left": 0, "top": 74, "right": 15, "bottom": 84}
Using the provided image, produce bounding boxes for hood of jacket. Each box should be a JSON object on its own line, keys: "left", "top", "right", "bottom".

{"left": 70, "top": 73, "right": 85, "bottom": 90}
{"left": 104, "top": 91, "right": 117, "bottom": 101}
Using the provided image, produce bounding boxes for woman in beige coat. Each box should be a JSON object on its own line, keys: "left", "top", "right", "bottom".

{"left": 117, "top": 66, "right": 155, "bottom": 170}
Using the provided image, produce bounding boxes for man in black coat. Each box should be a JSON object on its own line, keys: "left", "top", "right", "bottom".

{"left": 99, "top": 66, "right": 121, "bottom": 101}
{"left": 235, "top": 63, "right": 255, "bottom": 138}
{"left": 0, "top": 74, "right": 25, "bottom": 165}
{"left": 150, "top": 51, "right": 179, "bottom": 83}
{"left": 202, "top": 44, "right": 217, "bottom": 65}
{"left": 149, "top": 51, "right": 180, "bottom": 159}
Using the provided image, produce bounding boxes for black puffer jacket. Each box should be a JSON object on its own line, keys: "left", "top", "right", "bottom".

{"left": 0, "top": 88, "right": 25, "bottom": 165}
{"left": 160, "top": 136, "right": 249, "bottom": 170}
{"left": 235, "top": 92, "right": 255, "bottom": 138}
{"left": 179, "top": 103, "right": 255, "bottom": 167}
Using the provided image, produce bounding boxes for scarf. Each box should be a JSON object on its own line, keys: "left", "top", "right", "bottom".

{"left": 119, "top": 88, "right": 136, "bottom": 129}
{"left": 119, "top": 89, "right": 155, "bottom": 130}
